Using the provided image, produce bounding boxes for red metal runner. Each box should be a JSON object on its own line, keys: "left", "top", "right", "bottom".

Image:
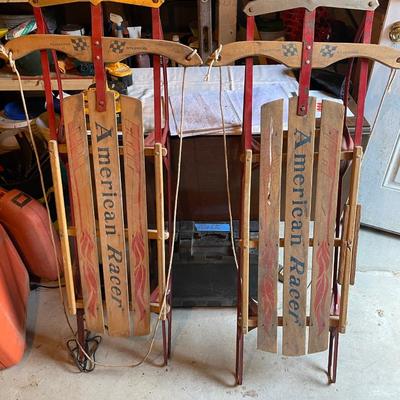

{"left": 33, "top": 7, "right": 57, "bottom": 141}
{"left": 243, "top": 16, "right": 255, "bottom": 151}
{"left": 355, "top": 10, "right": 374, "bottom": 146}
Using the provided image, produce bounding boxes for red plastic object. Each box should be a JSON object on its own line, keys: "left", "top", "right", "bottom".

{"left": 0, "top": 188, "right": 61, "bottom": 281}
{"left": 0, "top": 224, "right": 29, "bottom": 369}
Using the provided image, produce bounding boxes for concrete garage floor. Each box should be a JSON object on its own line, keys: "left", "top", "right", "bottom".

{"left": 1, "top": 227, "right": 400, "bottom": 400}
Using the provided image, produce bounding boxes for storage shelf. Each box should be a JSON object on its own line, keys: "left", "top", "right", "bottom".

{"left": 0, "top": 70, "right": 94, "bottom": 91}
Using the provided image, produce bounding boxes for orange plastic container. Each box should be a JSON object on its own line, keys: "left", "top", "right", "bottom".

{"left": 0, "top": 187, "right": 61, "bottom": 281}
{"left": 0, "top": 224, "right": 29, "bottom": 369}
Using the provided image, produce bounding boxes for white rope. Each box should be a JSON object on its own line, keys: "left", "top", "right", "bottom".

{"left": 370, "top": 68, "right": 397, "bottom": 135}
{"left": 0, "top": 43, "right": 187, "bottom": 369}
{"left": 218, "top": 67, "right": 240, "bottom": 271}
{"left": 204, "top": 44, "right": 223, "bottom": 82}
{"left": 205, "top": 44, "right": 239, "bottom": 271}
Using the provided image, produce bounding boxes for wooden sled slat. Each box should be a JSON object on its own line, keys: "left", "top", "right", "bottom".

{"left": 244, "top": 0, "right": 379, "bottom": 16}
{"left": 120, "top": 96, "right": 151, "bottom": 336}
{"left": 64, "top": 93, "right": 104, "bottom": 333}
{"left": 282, "top": 96, "right": 316, "bottom": 356}
{"left": 4, "top": 35, "right": 202, "bottom": 66}
{"left": 208, "top": 42, "right": 400, "bottom": 70}
{"left": 257, "top": 100, "right": 284, "bottom": 353}
{"left": 88, "top": 90, "right": 130, "bottom": 337}
{"left": 309, "top": 101, "right": 344, "bottom": 354}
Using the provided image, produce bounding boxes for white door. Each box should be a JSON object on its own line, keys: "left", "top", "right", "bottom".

{"left": 359, "top": 0, "right": 400, "bottom": 234}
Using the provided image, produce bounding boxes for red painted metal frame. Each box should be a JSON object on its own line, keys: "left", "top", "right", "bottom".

{"left": 242, "top": 16, "right": 255, "bottom": 151}
{"left": 297, "top": 9, "right": 316, "bottom": 116}
{"left": 354, "top": 10, "right": 374, "bottom": 146}
{"left": 33, "top": 7, "right": 57, "bottom": 141}
{"left": 91, "top": 4, "right": 107, "bottom": 112}
{"left": 35, "top": 9, "right": 65, "bottom": 141}
{"left": 236, "top": 14, "right": 255, "bottom": 386}
{"left": 151, "top": 7, "right": 172, "bottom": 365}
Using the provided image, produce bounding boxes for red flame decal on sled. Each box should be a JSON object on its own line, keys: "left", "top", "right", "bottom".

{"left": 131, "top": 231, "right": 146, "bottom": 323}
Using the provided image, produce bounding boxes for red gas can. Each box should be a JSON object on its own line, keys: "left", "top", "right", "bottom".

{"left": 0, "top": 187, "right": 61, "bottom": 281}
{"left": 0, "top": 224, "right": 29, "bottom": 369}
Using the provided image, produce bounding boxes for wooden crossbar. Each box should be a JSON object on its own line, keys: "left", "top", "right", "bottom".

{"left": 4, "top": 35, "right": 202, "bottom": 66}
{"left": 208, "top": 42, "right": 400, "bottom": 70}
{"left": 29, "top": 0, "right": 164, "bottom": 7}
{"left": 244, "top": 97, "right": 362, "bottom": 356}
{"left": 243, "top": 0, "right": 379, "bottom": 16}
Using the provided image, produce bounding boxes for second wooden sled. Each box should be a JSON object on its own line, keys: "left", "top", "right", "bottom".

{"left": 237, "top": 96, "right": 363, "bottom": 383}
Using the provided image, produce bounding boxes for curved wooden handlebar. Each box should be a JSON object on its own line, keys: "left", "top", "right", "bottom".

{"left": 208, "top": 41, "right": 400, "bottom": 69}
{"left": 244, "top": 0, "right": 379, "bottom": 16}
{"left": 29, "top": 0, "right": 163, "bottom": 8}
{"left": 4, "top": 35, "right": 202, "bottom": 66}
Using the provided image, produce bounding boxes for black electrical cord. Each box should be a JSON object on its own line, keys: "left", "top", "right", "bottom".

{"left": 66, "top": 330, "right": 102, "bottom": 373}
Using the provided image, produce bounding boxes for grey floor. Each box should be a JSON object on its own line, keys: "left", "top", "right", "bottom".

{"left": 1, "top": 227, "right": 399, "bottom": 400}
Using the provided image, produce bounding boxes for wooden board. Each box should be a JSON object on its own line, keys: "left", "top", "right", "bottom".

{"left": 120, "top": 96, "right": 150, "bottom": 336}
{"left": 154, "top": 142, "right": 166, "bottom": 319}
{"left": 198, "top": 0, "right": 213, "bottom": 60}
{"left": 338, "top": 205, "right": 350, "bottom": 285}
{"left": 350, "top": 204, "right": 362, "bottom": 285}
{"left": 208, "top": 41, "right": 400, "bottom": 70}
{"left": 257, "top": 100, "right": 284, "bottom": 353}
{"left": 48, "top": 140, "right": 76, "bottom": 316}
{"left": 5, "top": 35, "right": 202, "bottom": 66}
{"left": 244, "top": 0, "right": 378, "bottom": 16}
{"left": 308, "top": 100, "right": 344, "bottom": 354}
{"left": 282, "top": 96, "right": 316, "bottom": 356}
{"left": 217, "top": 0, "right": 237, "bottom": 45}
{"left": 241, "top": 150, "right": 253, "bottom": 334}
{"left": 64, "top": 93, "right": 104, "bottom": 333}
{"left": 88, "top": 90, "right": 130, "bottom": 337}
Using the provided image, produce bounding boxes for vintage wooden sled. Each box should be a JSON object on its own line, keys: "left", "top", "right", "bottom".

{"left": 238, "top": 96, "right": 362, "bottom": 378}
{"left": 1, "top": 0, "right": 201, "bottom": 370}
{"left": 207, "top": 0, "right": 400, "bottom": 385}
